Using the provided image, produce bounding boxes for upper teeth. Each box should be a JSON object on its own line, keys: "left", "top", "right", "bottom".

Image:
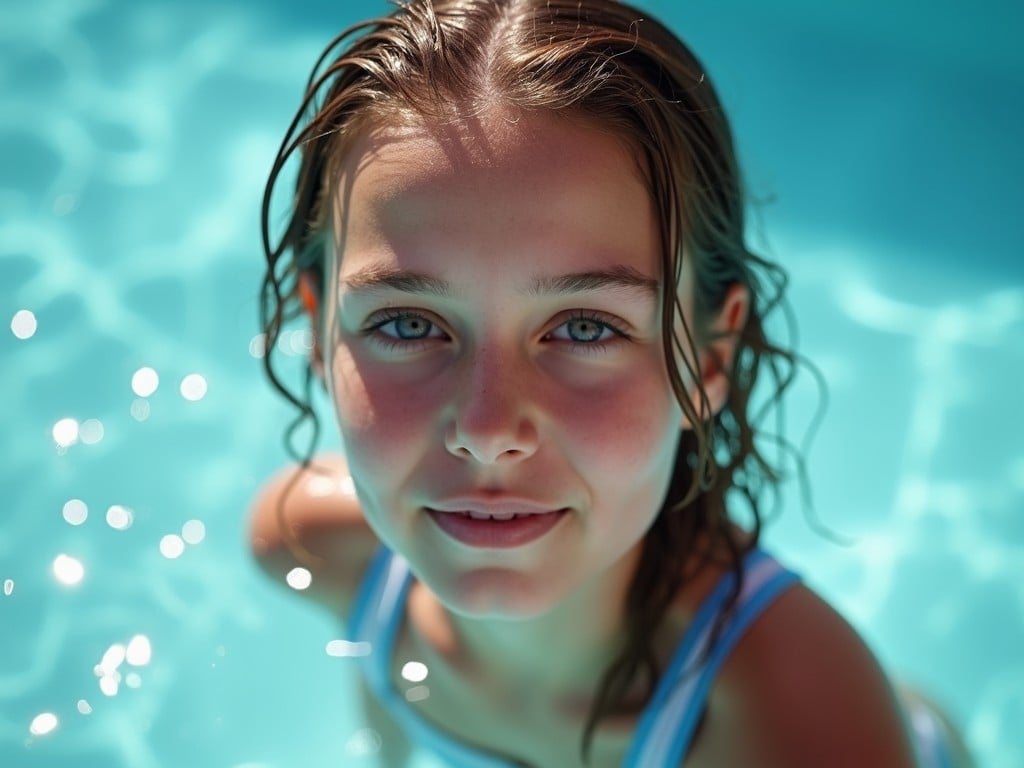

{"left": 466, "top": 510, "right": 521, "bottom": 521}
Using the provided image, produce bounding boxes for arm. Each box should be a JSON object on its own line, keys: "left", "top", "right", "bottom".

{"left": 248, "top": 454, "right": 379, "bottom": 618}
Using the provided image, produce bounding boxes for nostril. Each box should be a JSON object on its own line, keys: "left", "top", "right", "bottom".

{"left": 454, "top": 446, "right": 520, "bottom": 460}
{"left": 444, "top": 415, "right": 539, "bottom": 464}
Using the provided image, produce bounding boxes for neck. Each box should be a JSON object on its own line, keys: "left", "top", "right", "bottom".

{"left": 408, "top": 543, "right": 643, "bottom": 711}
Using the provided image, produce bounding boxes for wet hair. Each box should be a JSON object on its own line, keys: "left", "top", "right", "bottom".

{"left": 260, "top": 0, "right": 815, "bottom": 761}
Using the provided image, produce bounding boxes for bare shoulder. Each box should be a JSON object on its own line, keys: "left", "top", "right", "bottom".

{"left": 248, "top": 453, "right": 379, "bottom": 617}
{"left": 692, "top": 581, "right": 918, "bottom": 768}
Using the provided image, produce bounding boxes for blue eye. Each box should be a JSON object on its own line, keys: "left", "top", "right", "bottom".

{"left": 546, "top": 312, "right": 629, "bottom": 348}
{"left": 562, "top": 317, "right": 613, "bottom": 343}
{"left": 389, "top": 315, "right": 433, "bottom": 340}
{"left": 364, "top": 310, "right": 446, "bottom": 348}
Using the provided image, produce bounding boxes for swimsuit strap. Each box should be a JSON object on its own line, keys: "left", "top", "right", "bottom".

{"left": 349, "top": 545, "right": 412, "bottom": 698}
{"left": 350, "top": 546, "right": 799, "bottom": 768}
{"left": 349, "top": 547, "right": 523, "bottom": 768}
{"left": 350, "top": 547, "right": 956, "bottom": 768}
{"left": 624, "top": 548, "right": 801, "bottom": 768}
{"left": 903, "top": 692, "right": 957, "bottom": 768}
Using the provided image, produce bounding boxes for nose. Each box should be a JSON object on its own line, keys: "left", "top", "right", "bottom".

{"left": 444, "top": 347, "right": 539, "bottom": 465}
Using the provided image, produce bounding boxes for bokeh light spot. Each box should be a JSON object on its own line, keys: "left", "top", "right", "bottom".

{"left": 77, "top": 700, "right": 92, "bottom": 715}
{"left": 79, "top": 419, "right": 104, "bottom": 445}
{"left": 100, "top": 644, "right": 126, "bottom": 674}
{"left": 3, "top": 579, "right": 13, "bottom": 596}
{"left": 99, "top": 674, "right": 119, "bottom": 697}
{"left": 63, "top": 499, "right": 88, "bottom": 525}
{"left": 326, "top": 639, "right": 371, "bottom": 657}
{"left": 401, "top": 661, "right": 429, "bottom": 682}
{"left": 405, "top": 685, "right": 430, "bottom": 702}
{"left": 131, "top": 367, "right": 159, "bottom": 397}
{"left": 288, "top": 329, "right": 313, "bottom": 355}
{"left": 159, "top": 534, "right": 185, "bottom": 559}
{"left": 182, "top": 519, "right": 206, "bottom": 544}
{"left": 180, "top": 373, "right": 208, "bottom": 401}
{"left": 29, "top": 712, "right": 58, "bottom": 736}
{"left": 106, "top": 505, "right": 134, "bottom": 530}
{"left": 285, "top": 567, "right": 312, "bottom": 590}
{"left": 248, "top": 334, "right": 266, "bottom": 358}
{"left": 53, "top": 554, "right": 85, "bottom": 586}
{"left": 306, "top": 474, "right": 337, "bottom": 497}
{"left": 130, "top": 398, "right": 151, "bottom": 421}
{"left": 52, "top": 418, "right": 79, "bottom": 448}
{"left": 126, "top": 635, "right": 152, "bottom": 666}
{"left": 11, "top": 309, "right": 37, "bottom": 340}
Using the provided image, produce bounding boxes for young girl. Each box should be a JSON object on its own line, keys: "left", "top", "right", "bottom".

{"left": 250, "top": 1, "right": 972, "bottom": 765}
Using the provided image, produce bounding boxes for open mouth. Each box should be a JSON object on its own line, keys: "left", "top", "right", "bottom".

{"left": 425, "top": 507, "right": 569, "bottom": 548}
{"left": 450, "top": 509, "right": 544, "bottom": 521}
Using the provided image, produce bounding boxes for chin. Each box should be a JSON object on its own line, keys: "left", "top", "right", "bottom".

{"left": 433, "top": 567, "right": 565, "bottom": 621}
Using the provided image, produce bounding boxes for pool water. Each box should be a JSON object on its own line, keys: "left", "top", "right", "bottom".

{"left": 2, "top": 0, "right": 1021, "bottom": 766}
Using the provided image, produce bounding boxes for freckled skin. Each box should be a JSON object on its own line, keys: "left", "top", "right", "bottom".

{"left": 322, "top": 109, "right": 692, "bottom": 624}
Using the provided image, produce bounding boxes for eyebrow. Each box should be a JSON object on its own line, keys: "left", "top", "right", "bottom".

{"left": 527, "top": 265, "right": 659, "bottom": 297}
{"left": 341, "top": 263, "right": 659, "bottom": 298}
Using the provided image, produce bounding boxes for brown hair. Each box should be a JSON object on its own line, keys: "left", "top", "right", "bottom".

{"left": 260, "top": 0, "right": 814, "bottom": 761}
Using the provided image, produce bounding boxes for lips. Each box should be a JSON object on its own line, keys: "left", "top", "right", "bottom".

{"left": 426, "top": 501, "right": 569, "bottom": 548}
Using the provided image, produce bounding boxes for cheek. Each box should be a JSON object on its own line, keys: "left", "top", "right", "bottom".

{"left": 551, "top": 366, "right": 682, "bottom": 476}
{"left": 328, "top": 349, "right": 446, "bottom": 467}
{"left": 328, "top": 340, "right": 682, "bottom": 485}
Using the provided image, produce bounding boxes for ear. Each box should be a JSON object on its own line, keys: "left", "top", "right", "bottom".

{"left": 683, "top": 282, "right": 749, "bottom": 428}
{"left": 298, "top": 271, "right": 325, "bottom": 379}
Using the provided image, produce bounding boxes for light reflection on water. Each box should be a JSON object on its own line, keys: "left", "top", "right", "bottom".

{"left": 2, "top": 0, "right": 1022, "bottom": 767}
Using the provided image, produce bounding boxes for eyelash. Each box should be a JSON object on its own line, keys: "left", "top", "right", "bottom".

{"left": 547, "top": 311, "right": 632, "bottom": 353}
{"left": 362, "top": 309, "right": 448, "bottom": 352}
{"left": 361, "top": 309, "right": 632, "bottom": 353}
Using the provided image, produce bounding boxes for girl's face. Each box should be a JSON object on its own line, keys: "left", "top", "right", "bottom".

{"left": 323, "top": 109, "right": 692, "bottom": 619}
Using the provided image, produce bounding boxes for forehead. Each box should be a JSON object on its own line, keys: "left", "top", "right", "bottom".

{"left": 342, "top": 106, "right": 646, "bottom": 183}
{"left": 338, "top": 110, "right": 648, "bottom": 205}
{"left": 330, "top": 108, "right": 661, "bottom": 281}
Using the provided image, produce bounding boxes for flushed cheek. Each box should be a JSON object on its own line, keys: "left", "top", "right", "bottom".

{"left": 552, "top": 373, "right": 681, "bottom": 472}
{"left": 329, "top": 352, "right": 442, "bottom": 471}
{"left": 329, "top": 344, "right": 679, "bottom": 498}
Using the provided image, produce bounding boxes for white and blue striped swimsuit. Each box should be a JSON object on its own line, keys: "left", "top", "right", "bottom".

{"left": 349, "top": 546, "right": 957, "bottom": 767}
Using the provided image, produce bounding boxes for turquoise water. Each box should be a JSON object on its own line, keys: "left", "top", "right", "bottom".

{"left": 2, "top": 0, "right": 1021, "bottom": 766}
